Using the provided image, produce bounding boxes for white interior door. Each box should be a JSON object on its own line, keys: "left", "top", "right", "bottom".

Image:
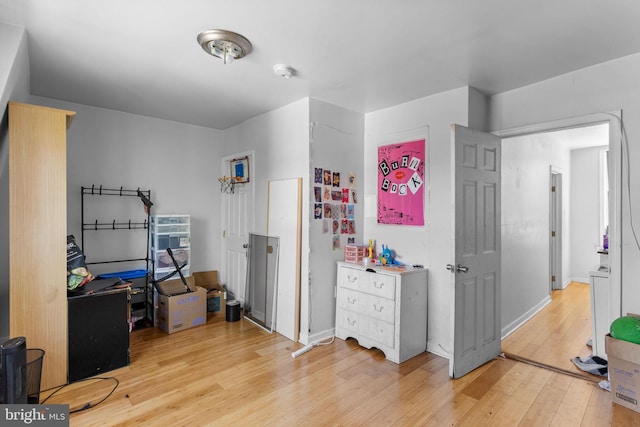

{"left": 221, "top": 152, "right": 254, "bottom": 304}
{"left": 550, "top": 170, "right": 563, "bottom": 290}
{"left": 449, "top": 124, "right": 502, "bottom": 378}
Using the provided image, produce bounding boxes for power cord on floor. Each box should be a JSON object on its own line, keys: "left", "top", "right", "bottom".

{"left": 40, "top": 376, "right": 120, "bottom": 413}
{"left": 291, "top": 336, "right": 335, "bottom": 358}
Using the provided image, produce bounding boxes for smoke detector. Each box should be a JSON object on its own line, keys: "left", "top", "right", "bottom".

{"left": 273, "top": 64, "right": 295, "bottom": 79}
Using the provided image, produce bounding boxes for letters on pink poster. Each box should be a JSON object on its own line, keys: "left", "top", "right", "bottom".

{"left": 377, "top": 139, "right": 425, "bottom": 226}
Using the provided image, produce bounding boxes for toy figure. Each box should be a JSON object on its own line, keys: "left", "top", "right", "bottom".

{"left": 380, "top": 245, "right": 394, "bottom": 265}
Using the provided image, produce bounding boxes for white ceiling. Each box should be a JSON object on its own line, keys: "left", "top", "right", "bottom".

{"left": 2, "top": 0, "right": 640, "bottom": 130}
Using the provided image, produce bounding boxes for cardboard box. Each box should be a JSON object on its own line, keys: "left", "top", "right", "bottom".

{"left": 157, "top": 286, "right": 207, "bottom": 334}
{"left": 157, "top": 275, "right": 196, "bottom": 296}
{"left": 193, "top": 271, "right": 226, "bottom": 314}
{"left": 193, "top": 270, "right": 223, "bottom": 291}
{"left": 606, "top": 333, "right": 640, "bottom": 412}
{"left": 207, "top": 290, "right": 225, "bottom": 313}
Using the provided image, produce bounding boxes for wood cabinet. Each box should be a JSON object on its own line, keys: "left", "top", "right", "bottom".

{"left": 334, "top": 262, "right": 428, "bottom": 363}
{"left": 68, "top": 289, "right": 130, "bottom": 382}
{"left": 9, "top": 101, "right": 75, "bottom": 389}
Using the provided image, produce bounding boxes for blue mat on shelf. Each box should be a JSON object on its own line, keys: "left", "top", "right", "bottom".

{"left": 96, "top": 269, "right": 148, "bottom": 280}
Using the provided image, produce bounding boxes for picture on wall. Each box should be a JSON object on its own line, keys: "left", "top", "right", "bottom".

{"left": 332, "top": 172, "right": 340, "bottom": 187}
{"left": 377, "top": 139, "right": 425, "bottom": 226}
{"left": 323, "top": 169, "right": 332, "bottom": 185}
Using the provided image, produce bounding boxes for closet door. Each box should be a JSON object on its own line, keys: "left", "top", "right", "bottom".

{"left": 9, "top": 101, "right": 75, "bottom": 389}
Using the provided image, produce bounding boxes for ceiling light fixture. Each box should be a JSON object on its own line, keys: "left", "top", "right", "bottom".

{"left": 197, "top": 29, "right": 252, "bottom": 64}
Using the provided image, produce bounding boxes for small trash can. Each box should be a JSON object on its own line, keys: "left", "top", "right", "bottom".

{"left": 226, "top": 300, "right": 241, "bottom": 322}
{"left": 26, "top": 349, "right": 45, "bottom": 404}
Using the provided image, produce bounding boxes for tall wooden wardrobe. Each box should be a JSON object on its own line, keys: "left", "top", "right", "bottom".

{"left": 9, "top": 101, "right": 76, "bottom": 390}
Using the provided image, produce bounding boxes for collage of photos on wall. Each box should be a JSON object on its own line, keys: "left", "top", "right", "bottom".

{"left": 313, "top": 167, "right": 358, "bottom": 250}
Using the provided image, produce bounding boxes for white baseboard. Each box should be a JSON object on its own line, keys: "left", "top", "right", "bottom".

{"left": 427, "top": 342, "right": 450, "bottom": 360}
{"left": 501, "top": 295, "right": 552, "bottom": 339}
{"left": 299, "top": 328, "right": 335, "bottom": 346}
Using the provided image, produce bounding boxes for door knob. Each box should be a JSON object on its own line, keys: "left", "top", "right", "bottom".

{"left": 446, "top": 264, "right": 469, "bottom": 273}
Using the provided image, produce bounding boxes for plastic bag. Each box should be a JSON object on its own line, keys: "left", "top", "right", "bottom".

{"left": 66, "top": 235, "right": 94, "bottom": 290}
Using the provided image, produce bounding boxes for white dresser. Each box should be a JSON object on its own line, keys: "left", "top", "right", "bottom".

{"left": 334, "top": 262, "right": 428, "bottom": 364}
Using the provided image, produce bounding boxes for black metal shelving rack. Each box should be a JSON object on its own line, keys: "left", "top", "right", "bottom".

{"left": 80, "top": 185, "right": 153, "bottom": 326}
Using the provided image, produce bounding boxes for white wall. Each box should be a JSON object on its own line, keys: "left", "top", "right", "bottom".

{"left": 223, "top": 99, "right": 311, "bottom": 339}
{"left": 29, "top": 96, "right": 224, "bottom": 276}
{"left": 490, "top": 52, "right": 640, "bottom": 317}
{"left": 364, "top": 86, "right": 472, "bottom": 357}
{"left": 308, "top": 99, "right": 364, "bottom": 342}
{"left": 0, "top": 23, "right": 31, "bottom": 341}
{"left": 570, "top": 146, "right": 606, "bottom": 281}
{"left": 501, "top": 133, "right": 571, "bottom": 335}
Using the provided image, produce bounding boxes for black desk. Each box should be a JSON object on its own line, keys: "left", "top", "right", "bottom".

{"left": 68, "top": 286, "right": 130, "bottom": 382}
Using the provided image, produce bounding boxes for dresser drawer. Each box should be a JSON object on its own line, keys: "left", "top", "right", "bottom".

{"left": 337, "top": 308, "right": 366, "bottom": 335}
{"left": 336, "top": 287, "right": 368, "bottom": 315}
{"left": 366, "top": 317, "right": 395, "bottom": 348}
{"left": 367, "top": 294, "right": 395, "bottom": 323}
{"left": 337, "top": 266, "right": 368, "bottom": 292}
{"left": 368, "top": 273, "right": 396, "bottom": 300}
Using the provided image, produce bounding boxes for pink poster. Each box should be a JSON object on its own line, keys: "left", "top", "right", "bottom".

{"left": 377, "top": 139, "right": 425, "bottom": 226}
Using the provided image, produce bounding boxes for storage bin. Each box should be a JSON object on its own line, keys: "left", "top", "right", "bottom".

{"left": 155, "top": 215, "right": 190, "bottom": 225}
{"left": 154, "top": 267, "right": 190, "bottom": 282}
{"left": 156, "top": 234, "right": 190, "bottom": 250}
{"left": 154, "top": 248, "right": 190, "bottom": 269}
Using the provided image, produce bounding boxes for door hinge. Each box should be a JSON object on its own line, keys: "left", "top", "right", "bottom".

{"left": 551, "top": 230, "right": 556, "bottom": 237}
{"left": 551, "top": 186, "right": 556, "bottom": 192}
{"left": 552, "top": 275, "right": 556, "bottom": 282}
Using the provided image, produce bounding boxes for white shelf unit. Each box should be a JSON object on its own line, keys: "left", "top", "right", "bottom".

{"left": 334, "top": 262, "right": 428, "bottom": 364}
{"left": 150, "top": 215, "right": 191, "bottom": 281}
{"left": 589, "top": 265, "right": 610, "bottom": 360}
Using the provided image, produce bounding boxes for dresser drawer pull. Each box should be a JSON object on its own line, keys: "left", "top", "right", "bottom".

{"left": 347, "top": 297, "right": 357, "bottom": 305}
{"left": 373, "top": 281, "right": 384, "bottom": 289}
{"left": 347, "top": 274, "right": 358, "bottom": 284}
{"left": 373, "top": 304, "right": 384, "bottom": 313}
{"left": 347, "top": 317, "right": 356, "bottom": 326}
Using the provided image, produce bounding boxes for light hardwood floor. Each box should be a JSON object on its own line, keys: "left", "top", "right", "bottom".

{"left": 502, "top": 281, "right": 594, "bottom": 375}
{"left": 45, "top": 290, "right": 640, "bottom": 426}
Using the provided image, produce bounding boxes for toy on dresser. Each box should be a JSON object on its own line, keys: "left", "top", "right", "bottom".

{"left": 380, "top": 244, "right": 404, "bottom": 266}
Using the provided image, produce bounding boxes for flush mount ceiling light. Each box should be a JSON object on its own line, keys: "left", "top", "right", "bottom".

{"left": 197, "top": 29, "right": 252, "bottom": 64}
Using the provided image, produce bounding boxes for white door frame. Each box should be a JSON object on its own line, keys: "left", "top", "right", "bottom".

{"left": 494, "top": 111, "right": 623, "bottom": 324}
